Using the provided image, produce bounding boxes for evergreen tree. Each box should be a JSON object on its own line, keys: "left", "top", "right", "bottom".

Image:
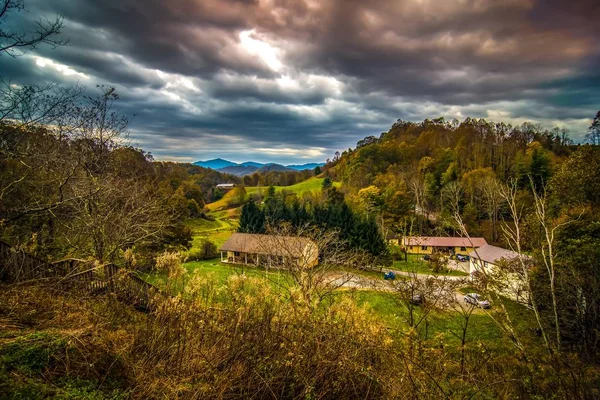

{"left": 322, "top": 176, "right": 332, "bottom": 189}
{"left": 530, "top": 147, "right": 552, "bottom": 193}
{"left": 238, "top": 200, "right": 265, "bottom": 233}
{"left": 586, "top": 110, "right": 600, "bottom": 145}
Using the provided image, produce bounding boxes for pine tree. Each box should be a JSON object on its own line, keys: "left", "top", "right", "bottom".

{"left": 238, "top": 200, "right": 265, "bottom": 233}
{"left": 530, "top": 147, "right": 551, "bottom": 193}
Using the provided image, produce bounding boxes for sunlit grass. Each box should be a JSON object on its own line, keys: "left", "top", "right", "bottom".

{"left": 206, "top": 177, "right": 341, "bottom": 211}
{"left": 393, "top": 254, "right": 468, "bottom": 276}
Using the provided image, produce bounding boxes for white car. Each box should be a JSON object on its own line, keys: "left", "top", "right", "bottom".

{"left": 464, "top": 293, "right": 490, "bottom": 309}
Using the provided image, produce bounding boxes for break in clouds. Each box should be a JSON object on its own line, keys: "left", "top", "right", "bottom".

{"left": 2, "top": 0, "right": 599, "bottom": 163}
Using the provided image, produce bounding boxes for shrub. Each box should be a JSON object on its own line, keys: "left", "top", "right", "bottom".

{"left": 185, "top": 240, "right": 218, "bottom": 262}
{"left": 429, "top": 253, "right": 449, "bottom": 273}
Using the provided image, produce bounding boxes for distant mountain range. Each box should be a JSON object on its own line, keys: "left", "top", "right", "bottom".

{"left": 193, "top": 158, "right": 324, "bottom": 176}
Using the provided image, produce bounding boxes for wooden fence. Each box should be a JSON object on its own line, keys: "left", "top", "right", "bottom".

{"left": 0, "top": 240, "right": 163, "bottom": 311}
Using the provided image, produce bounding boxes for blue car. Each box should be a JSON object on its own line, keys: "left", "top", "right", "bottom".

{"left": 383, "top": 271, "right": 396, "bottom": 280}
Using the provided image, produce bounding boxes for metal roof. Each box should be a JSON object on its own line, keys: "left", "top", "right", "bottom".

{"left": 404, "top": 236, "right": 488, "bottom": 247}
{"left": 468, "top": 244, "right": 526, "bottom": 264}
{"left": 220, "top": 233, "right": 317, "bottom": 258}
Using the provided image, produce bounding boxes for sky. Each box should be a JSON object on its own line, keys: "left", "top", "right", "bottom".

{"left": 2, "top": 0, "right": 599, "bottom": 164}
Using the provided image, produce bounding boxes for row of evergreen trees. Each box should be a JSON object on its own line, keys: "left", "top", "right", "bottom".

{"left": 238, "top": 187, "right": 388, "bottom": 260}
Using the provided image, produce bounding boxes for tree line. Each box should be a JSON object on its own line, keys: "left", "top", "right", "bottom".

{"left": 238, "top": 185, "right": 388, "bottom": 262}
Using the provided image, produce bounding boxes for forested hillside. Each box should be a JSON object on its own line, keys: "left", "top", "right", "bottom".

{"left": 325, "top": 118, "right": 574, "bottom": 243}
{"left": 0, "top": 87, "right": 243, "bottom": 265}
{"left": 323, "top": 118, "right": 600, "bottom": 360}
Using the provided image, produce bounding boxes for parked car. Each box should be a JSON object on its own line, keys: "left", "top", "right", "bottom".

{"left": 383, "top": 271, "right": 396, "bottom": 280}
{"left": 423, "top": 255, "right": 431, "bottom": 261}
{"left": 464, "top": 293, "right": 490, "bottom": 308}
{"left": 456, "top": 254, "right": 469, "bottom": 262}
{"left": 409, "top": 293, "right": 424, "bottom": 305}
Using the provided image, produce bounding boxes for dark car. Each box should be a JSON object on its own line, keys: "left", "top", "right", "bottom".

{"left": 383, "top": 271, "right": 396, "bottom": 280}
{"left": 464, "top": 293, "right": 490, "bottom": 309}
{"left": 423, "top": 255, "right": 431, "bottom": 261}
{"left": 409, "top": 293, "right": 424, "bottom": 305}
{"left": 456, "top": 254, "right": 469, "bottom": 262}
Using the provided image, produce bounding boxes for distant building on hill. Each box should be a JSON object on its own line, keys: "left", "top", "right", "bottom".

{"left": 403, "top": 236, "right": 487, "bottom": 256}
{"left": 216, "top": 183, "right": 236, "bottom": 190}
{"left": 219, "top": 232, "right": 319, "bottom": 268}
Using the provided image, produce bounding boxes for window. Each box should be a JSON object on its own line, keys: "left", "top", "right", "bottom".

{"left": 421, "top": 246, "right": 428, "bottom": 250}
{"left": 460, "top": 247, "right": 467, "bottom": 251}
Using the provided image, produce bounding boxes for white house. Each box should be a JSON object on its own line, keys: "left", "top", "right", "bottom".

{"left": 469, "top": 244, "right": 531, "bottom": 304}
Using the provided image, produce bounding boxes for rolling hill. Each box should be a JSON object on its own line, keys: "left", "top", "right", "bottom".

{"left": 207, "top": 177, "right": 341, "bottom": 211}
{"left": 194, "top": 158, "right": 324, "bottom": 173}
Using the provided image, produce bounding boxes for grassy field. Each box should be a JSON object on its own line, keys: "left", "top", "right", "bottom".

{"left": 393, "top": 254, "right": 469, "bottom": 276}
{"left": 245, "top": 177, "right": 341, "bottom": 196}
{"left": 140, "top": 258, "right": 293, "bottom": 292}
{"left": 337, "top": 289, "right": 535, "bottom": 344}
{"left": 184, "top": 216, "right": 237, "bottom": 250}
{"left": 207, "top": 177, "right": 341, "bottom": 211}
{"left": 141, "top": 248, "right": 537, "bottom": 348}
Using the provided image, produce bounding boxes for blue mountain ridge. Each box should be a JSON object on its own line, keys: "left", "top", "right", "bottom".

{"left": 194, "top": 159, "right": 324, "bottom": 171}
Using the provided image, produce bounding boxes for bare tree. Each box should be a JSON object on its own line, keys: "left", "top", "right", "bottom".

{"left": 448, "top": 292, "right": 477, "bottom": 374}
{"left": 499, "top": 179, "right": 552, "bottom": 352}
{"left": 407, "top": 174, "right": 426, "bottom": 233}
{"left": 477, "top": 175, "right": 505, "bottom": 242}
{"left": 530, "top": 180, "right": 580, "bottom": 353}
{"left": 453, "top": 211, "right": 526, "bottom": 353}
{"left": 252, "top": 222, "right": 368, "bottom": 306}
{"left": 442, "top": 180, "right": 463, "bottom": 215}
{"left": 388, "top": 272, "right": 460, "bottom": 333}
{"left": 0, "top": 0, "right": 66, "bottom": 56}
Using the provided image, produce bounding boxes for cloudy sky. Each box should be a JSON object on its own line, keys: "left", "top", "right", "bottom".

{"left": 2, "top": 0, "right": 599, "bottom": 164}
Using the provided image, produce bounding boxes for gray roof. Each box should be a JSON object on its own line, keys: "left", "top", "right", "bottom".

{"left": 220, "top": 233, "right": 317, "bottom": 258}
{"left": 469, "top": 244, "right": 526, "bottom": 264}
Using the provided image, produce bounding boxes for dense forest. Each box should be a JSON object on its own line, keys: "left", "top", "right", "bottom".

{"left": 238, "top": 184, "right": 388, "bottom": 260}
{"left": 326, "top": 117, "right": 574, "bottom": 242}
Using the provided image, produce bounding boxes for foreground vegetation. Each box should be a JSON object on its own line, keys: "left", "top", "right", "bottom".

{"left": 2, "top": 278, "right": 598, "bottom": 399}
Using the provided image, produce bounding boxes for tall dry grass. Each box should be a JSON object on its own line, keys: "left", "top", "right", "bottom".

{"left": 1, "top": 278, "right": 599, "bottom": 399}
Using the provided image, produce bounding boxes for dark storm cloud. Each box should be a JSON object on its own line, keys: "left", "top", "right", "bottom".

{"left": 2, "top": 0, "right": 599, "bottom": 162}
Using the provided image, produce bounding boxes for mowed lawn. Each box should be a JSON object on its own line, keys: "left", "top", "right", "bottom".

{"left": 140, "top": 258, "right": 294, "bottom": 294}
{"left": 336, "top": 289, "right": 537, "bottom": 345}
{"left": 245, "top": 177, "right": 341, "bottom": 197}
{"left": 392, "top": 254, "right": 468, "bottom": 276}
{"left": 185, "top": 212, "right": 238, "bottom": 251}
{"left": 207, "top": 177, "right": 341, "bottom": 211}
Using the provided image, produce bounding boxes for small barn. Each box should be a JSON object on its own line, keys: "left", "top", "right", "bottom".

{"left": 216, "top": 183, "right": 236, "bottom": 191}
{"left": 403, "top": 236, "right": 488, "bottom": 256}
{"left": 219, "top": 233, "right": 319, "bottom": 269}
